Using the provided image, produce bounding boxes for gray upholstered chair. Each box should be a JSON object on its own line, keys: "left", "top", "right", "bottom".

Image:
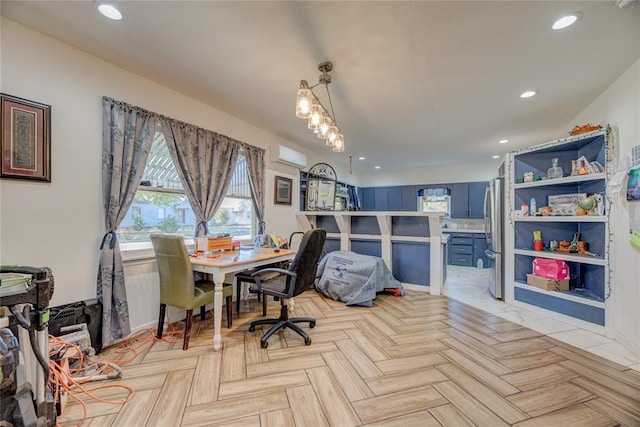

{"left": 150, "top": 234, "right": 233, "bottom": 350}
{"left": 248, "top": 228, "right": 326, "bottom": 348}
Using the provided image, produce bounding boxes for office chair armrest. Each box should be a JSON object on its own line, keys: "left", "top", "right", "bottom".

{"left": 251, "top": 267, "right": 292, "bottom": 277}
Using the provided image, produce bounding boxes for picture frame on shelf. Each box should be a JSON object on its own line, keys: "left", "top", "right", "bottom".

{"left": 274, "top": 175, "right": 293, "bottom": 205}
{"left": 1, "top": 93, "right": 51, "bottom": 182}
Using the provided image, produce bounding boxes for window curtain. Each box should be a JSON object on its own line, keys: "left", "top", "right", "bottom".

{"left": 99, "top": 97, "right": 156, "bottom": 348}
{"left": 159, "top": 117, "right": 241, "bottom": 236}
{"left": 243, "top": 144, "right": 266, "bottom": 235}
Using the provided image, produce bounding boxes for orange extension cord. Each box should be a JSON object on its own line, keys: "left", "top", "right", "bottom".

{"left": 48, "top": 323, "right": 184, "bottom": 427}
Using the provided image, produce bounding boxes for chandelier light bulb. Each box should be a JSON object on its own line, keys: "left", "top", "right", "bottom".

{"left": 307, "top": 104, "right": 322, "bottom": 131}
{"left": 317, "top": 115, "right": 331, "bottom": 139}
{"left": 326, "top": 126, "right": 338, "bottom": 146}
{"left": 296, "top": 88, "right": 312, "bottom": 119}
{"left": 332, "top": 134, "right": 345, "bottom": 152}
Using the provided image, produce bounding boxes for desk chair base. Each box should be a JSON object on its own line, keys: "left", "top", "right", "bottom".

{"left": 248, "top": 304, "right": 315, "bottom": 348}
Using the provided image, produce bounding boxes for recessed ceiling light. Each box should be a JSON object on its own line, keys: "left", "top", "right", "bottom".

{"left": 98, "top": 4, "right": 123, "bottom": 20}
{"left": 520, "top": 90, "right": 537, "bottom": 99}
{"left": 552, "top": 12, "right": 583, "bottom": 30}
{"left": 492, "top": 155, "right": 500, "bottom": 159}
{"left": 374, "top": 166, "right": 381, "bottom": 169}
{"left": 498, "top": 139, "right": 509, "bottom": 144}
{"left": 358, "top": 157, "right": 365, "bottom": 160}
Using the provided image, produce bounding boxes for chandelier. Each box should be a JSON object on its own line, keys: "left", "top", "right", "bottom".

{"left": 295, "top": 61, "right": 345, "bottom": 152}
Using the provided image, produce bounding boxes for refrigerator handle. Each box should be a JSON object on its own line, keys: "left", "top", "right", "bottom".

{"left": 483, "top": 184, "right": 492, "bottom": 245}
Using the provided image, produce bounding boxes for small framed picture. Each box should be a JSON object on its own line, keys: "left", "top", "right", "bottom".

{"left": 1, "top": 93, "right": 51, "bottom": 182}
{"left": 274, "top": 175, "right": 293, "bottom": 205}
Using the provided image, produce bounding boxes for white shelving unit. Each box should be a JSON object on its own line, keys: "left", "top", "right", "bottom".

{"left": 505, "top": 129, "right": 612, "bottom": 336}
{"left": 296, "top": 211, "right": 446, "bottom": 295}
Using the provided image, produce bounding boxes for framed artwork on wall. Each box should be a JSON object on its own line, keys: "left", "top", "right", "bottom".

{"left": 1, "top": 93, "right": 51, "bottom": 182}
{"left": 274, "top": 175, "right": 293, "bottom": 205}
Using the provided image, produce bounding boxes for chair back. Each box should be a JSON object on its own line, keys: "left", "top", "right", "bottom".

{"left": 150, "top": 234, "right": 195, "bottom": 308}
{"left": 287, "top": 228, "right": 327, "bottom": 297}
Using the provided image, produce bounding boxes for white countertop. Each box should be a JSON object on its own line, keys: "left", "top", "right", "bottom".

{"left": 442, "top": 229, "right": 485, "bottom": 234}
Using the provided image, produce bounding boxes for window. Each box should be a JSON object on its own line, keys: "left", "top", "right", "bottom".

{"left": 117, "top": 128, "right": 254, "bottom": 243}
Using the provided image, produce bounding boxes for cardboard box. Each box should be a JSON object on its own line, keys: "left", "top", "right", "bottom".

{"left": 196, "top": 236, "right": 233, "bottom": 252}
{"left": 526, "top": 274, "right": 569, "bottom": 291}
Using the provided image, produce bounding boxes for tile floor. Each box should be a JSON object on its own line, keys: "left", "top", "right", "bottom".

{"left": 442, "top": 265, "right": 640, "bottom": 372}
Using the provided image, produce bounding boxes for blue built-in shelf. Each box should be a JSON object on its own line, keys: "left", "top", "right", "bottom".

{"left": 509, "top": 129, "right": 610, "bottom": 333}
{"left": 296, "top": 211, "right": 446, "bottom": 294}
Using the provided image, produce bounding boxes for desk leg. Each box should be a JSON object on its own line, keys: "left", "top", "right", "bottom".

{"left": 212, "top": 271, "right": 226, "bottom": 351}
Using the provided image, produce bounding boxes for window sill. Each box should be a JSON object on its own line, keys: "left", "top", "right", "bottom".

{"left": 120, "top": 238, "right": 254, "bottom": 263}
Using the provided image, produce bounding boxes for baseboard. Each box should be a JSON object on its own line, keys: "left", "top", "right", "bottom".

{"left": 401, "top": 283, "right": 430, "bottom": 293}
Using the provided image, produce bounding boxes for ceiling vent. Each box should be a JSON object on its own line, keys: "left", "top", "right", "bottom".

{"left": 271, "top": 144, "right": 307, "bottom": 169}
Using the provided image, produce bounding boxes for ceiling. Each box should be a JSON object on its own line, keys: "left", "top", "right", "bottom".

{"left": 2, "top": 1, "right": 639, "bottom": 174}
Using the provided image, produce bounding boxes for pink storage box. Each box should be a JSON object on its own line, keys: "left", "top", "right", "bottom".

{"left": 532, "top": 258, "right": 569, "bottom": 280}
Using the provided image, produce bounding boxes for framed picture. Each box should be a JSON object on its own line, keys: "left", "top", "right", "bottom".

{"left": 1, "top": 93, "right": 51, "bottom": 182}
{"left": 274, "top": 175, "right": 293, "bottom": 205}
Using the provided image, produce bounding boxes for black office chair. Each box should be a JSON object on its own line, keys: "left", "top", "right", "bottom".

{"left": 233, "top": 231, "right": 306, "bottom": 316}
{"left": 248, "top": 228, "right": 326, "bottom": 348}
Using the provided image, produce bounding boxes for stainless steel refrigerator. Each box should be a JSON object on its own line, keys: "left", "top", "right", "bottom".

{"left": 484, "top": 176, "right": 504, "bottom": 299}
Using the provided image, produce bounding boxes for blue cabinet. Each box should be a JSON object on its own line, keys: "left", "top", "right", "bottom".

{"left": 450, "top": 183, "right": 470, "bottom": 218}
{"left": 361, "top": 187, "right": 375, "bottom": 211}
{"left": 361, "top": 185, "right": 417, "bottom": 211}
{"left": 451, "top": 181, "right": 488, "bottom": 218}
{"left": 473, "top": 235, "right": 489, "bottom": 268}
{"left": 447, "top": 232, "right": 490, "bottom": 268}
{"left": 374, "top": 187, "right": 388, "bottom": 211}
{"left": 469, "top": 182, "right": 488, "bottom": 218}
{"left": 401, "top": 185, "right": 418, "bottom": 211}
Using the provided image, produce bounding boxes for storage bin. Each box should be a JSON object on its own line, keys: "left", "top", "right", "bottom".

{"left": 532, "top": 258, "right": 569, "bottom": 280}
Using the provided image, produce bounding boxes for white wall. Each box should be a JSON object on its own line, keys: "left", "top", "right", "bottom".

{"left": 358, "top": 161, "right": 498, "bottom": 187}
{"left": 564, "top": 59, "right": 640, "bottom": 357}
{"left": 0, "top": 18, "right": 333, "bottom": 311}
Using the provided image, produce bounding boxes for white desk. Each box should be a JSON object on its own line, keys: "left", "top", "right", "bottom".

{"left": 190, "top": 247, "right": 296, "bottom": 350}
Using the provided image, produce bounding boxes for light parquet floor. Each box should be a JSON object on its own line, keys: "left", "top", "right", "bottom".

{"left": 59, "top": 290, "right": 640, "bottom": 427}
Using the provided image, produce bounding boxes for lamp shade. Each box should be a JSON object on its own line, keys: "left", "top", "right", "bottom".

{"left": 326, "top": 125, "right": 338, "bottom": 146}
{"left": 308, "top": 103, "right": 322, "bottom": 131}
{"left": 333, "top": 134, "right": 345, "bottom": 152}
{"left": 296, "top": 88, "right": 312, "bottom": 119}
{"left": 317, "top": 115, "right": 331, "bottom": 139}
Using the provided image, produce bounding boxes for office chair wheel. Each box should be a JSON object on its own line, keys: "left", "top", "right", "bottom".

{"left": 248, "top": 325, "right": 256, "bottom": 332}
{"left": 261, "top": 340, "right": 268, "bottom": 349}
{"left": 309, "top": 321, "right": 316, "bottom": 328}
{"left": 304, "top": 337, "right": 312, "bottom": 346}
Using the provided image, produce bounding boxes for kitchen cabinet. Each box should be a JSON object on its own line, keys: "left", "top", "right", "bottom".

{"left": 374, "top": 187, "right": 388, "bottom": 211}
{"left": 448, "top": 233, "right": 474, "bottom": 266}
{"left": 360, "top": 185, "right": 417, "bottom": 211}
{"left": 473, "top": 235, "right": 489, "bottom": 268}
{"left": 508, "top": 129, "right": 610, "bottom": 331}
{"left": 446, "top": 232, "right": 489, "bottom": 268}
{"left": 361, "top": 187, "right": 375, "bottom": 211}
{"left": 450, "top": 181, "right": 488, "bottom": 218}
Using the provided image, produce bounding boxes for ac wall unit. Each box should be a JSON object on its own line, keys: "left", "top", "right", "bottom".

{"left": 271, "top": 144, "right": 307, "bottom": 169}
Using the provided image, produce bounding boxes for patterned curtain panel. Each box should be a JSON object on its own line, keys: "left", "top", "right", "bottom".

{"left": 243, "top": 144, "right": 266, "bottom": 235}
{"left": 99, "top": 97, "right": 156, "bottom": 348}
{"left": 159, "top": 117, "right": 241, "bottom": 236}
